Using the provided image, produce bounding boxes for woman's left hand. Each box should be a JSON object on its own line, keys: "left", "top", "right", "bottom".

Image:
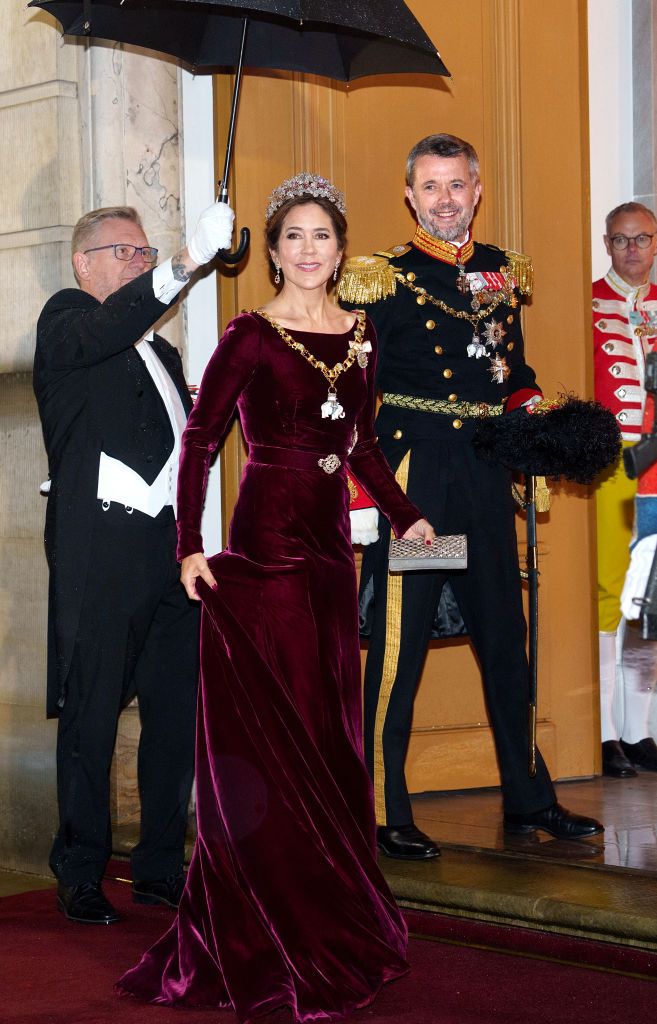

{"left": 402, "top": 518, "right": 436, "bottom": 545}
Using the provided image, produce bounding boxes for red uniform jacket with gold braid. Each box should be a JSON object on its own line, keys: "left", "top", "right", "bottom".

{"left": 593, "top": 269, "right": 657, "bottom": 441}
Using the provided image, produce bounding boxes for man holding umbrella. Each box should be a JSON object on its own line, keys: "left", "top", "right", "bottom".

{"left": 339, "top": 133, "right": 603, "bottom": 859}
{"left": 34, "top": 199, "right": 234, "bottom": 923}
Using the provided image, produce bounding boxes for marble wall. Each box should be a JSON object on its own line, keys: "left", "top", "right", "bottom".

{"left": 0, "top": 9, "right": 187, "bottom": 873}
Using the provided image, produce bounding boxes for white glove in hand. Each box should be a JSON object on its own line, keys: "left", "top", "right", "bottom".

{"left": 621, "top": 535, "right": 657, "bottom": 620}
{"left": 187, "top": 202, "right": 235, "bottom": 265}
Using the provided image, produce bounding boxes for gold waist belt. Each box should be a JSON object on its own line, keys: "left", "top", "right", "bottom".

{"left": 382, "top": 393, "right": 504, "bottom": 418}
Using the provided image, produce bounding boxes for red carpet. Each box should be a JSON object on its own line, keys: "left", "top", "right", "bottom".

{"left": 1, "top": 874, "right": 655, "bottom": 1024}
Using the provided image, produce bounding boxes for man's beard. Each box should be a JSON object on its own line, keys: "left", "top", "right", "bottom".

{"left": 418, "top": 205, "right": 474, "bottom": 243}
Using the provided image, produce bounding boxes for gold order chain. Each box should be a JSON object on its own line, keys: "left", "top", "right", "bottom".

{"left": 395, "top": 273, "right": 512, "bottom": 328}
{"left": 253, "top": 308, "right": 367, "bottom": 387}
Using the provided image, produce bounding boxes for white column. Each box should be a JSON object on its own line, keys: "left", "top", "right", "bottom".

{"left": 181, "top": 70, "right": 223, "bottom": 553}
{"left": 588, "top": 0, "right": 633, "bottom": 280}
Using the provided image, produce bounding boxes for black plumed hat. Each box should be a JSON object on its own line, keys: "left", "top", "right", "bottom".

{"left": 472, "top": 397, "right": 621, "bottom": 484}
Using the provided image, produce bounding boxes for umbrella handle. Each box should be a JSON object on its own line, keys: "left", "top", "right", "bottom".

{"left": 216, "top": 226, "right": 251, "bottom": 265}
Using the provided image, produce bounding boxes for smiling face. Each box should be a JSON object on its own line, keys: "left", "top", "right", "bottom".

{"left": 270, "top": 202, "right": 342, "bottom": 292}
{"left": 405, "top": 153, "right": 481, "bottom": 244}
{"left": 73, "top": 217, "right": 152, "bottom": 303}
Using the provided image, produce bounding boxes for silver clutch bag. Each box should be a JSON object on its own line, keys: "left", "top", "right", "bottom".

{"left": 389, "top": 534, "right": 467, "bottom": 572}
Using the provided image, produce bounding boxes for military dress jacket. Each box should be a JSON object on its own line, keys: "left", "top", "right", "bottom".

{"left": 592, "top": 270, "right": 657, "bottom": 442}
{"left": 339, "top": 233, "right": 540, "bottom": 418}
{"left": 33, "top": 271, "right": 191, "bottom": 715}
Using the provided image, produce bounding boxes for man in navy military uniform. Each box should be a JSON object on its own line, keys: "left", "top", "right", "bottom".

{"left": 340, "top": 134, "right": 603, "bottom": 859}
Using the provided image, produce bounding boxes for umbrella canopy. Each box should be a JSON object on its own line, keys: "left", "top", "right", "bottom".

{"left": 28, "top": 0, "right": 450, "bottom": 79}
{"left": 29, "top": 0, "right": 449, "bottom": 261}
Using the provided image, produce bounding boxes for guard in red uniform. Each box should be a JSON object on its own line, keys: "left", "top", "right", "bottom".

{"left": 593, "top": 201, "right": 657, "bottom": 778}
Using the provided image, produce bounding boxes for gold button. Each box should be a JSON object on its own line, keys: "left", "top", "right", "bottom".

{"left": 416, "top": 295, "right": 426, "bottom": 305}
{"left": 393, "top": 429, "right": 403, "bottom": 439}
{"left": 406, "top": 272, "right": 416, "bottom": 282}
{"left": 434, "top": 344, "right": 443, "bottom": 355}
{"left": 507, "top": 342, "right": 514, "bottom": 351}
{"left": 443, "top": 368, "right": 453, "bottom": 379}
{"left": 448, "top": 393, "right": 457, "bottom": 402}
{"left": 452, "top": 419, "right": 463, "bottom": 430}
{"left": 425, "top": 319, "right": 436, "bottom": 330}
{"left": 506, "top": 315, "right": 513, "bottom": 324}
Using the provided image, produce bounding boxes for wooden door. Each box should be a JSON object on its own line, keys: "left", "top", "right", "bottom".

{"left": 214, "top": 0, "right": 598, "bottom": 789}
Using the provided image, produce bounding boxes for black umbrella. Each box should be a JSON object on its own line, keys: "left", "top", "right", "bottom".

{"left": 29, "top": 0, "right": 449, "bottom": 262}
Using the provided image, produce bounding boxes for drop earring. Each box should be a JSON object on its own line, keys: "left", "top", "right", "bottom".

{"left": 333, "top": 258, "right": 341, "bottom": 282}
{"left": 274, "top": 261, "right": 281, "bottom": 285}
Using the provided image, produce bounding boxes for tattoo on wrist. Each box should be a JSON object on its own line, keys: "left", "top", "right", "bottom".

{"left": 172, "top": 254, "right": 193, "bottom": 282}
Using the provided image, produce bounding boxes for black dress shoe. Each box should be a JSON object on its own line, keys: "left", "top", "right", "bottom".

{"left": 57, "top": 881, "right": 120, "bottom": 924}
{"left": 602, "top": 739, "right": 637, "bottom": 778}
{"left": 376, "top": 824, "right": 440, "bottom": 860}
{"left": 620, "top": 737, "right": 657, "bottom": 771}
{"left": 133, "top": 872, "right": 185, "bottom": 908}
{"left": 503, "top": 802, "right": 603, "bottom": 840}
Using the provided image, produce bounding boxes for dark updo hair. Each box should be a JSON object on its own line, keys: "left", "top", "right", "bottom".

{"left": 265, "top": 195, "right": 347, "bottom": 254}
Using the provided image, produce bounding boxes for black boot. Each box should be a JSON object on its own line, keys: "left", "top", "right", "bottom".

{"left": 620, "top": 737, "right": 657, "bottom": 771}
{"left": 376, "top": 824, "right": 440, "bottom": 860}
{"left": 602, "top": 739, "right": 636, "bottom": 778}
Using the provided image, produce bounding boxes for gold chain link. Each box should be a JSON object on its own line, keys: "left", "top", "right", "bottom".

{"left": 253, "top": 308, "right": 367, "bottom": 387}
{"left": 395, "top": 273, "right": 511, "bottom": 328}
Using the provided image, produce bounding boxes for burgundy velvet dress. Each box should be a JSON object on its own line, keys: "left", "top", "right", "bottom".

{"left": 117, "top": 311, "right": 422, "bottom": 1023}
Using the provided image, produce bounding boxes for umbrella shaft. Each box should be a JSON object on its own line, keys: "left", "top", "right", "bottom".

{"left": 220, "top": 17, "right": 249, "bottom": 197}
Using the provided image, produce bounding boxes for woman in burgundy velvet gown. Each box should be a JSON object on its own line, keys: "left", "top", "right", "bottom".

{"left": 117, "top": 174, "right": 434, "bottom": 1023}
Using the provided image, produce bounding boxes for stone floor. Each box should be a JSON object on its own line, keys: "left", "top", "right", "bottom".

{"left": 4, "top": 773, "right": 657, "bottom": 947}
{"left": 412, "top": 774, "right": 657, "bottom": 872}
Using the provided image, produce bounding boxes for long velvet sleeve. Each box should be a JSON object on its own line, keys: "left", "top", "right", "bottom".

{"left": 176, "top": 315, "right": 261, "bottom": 559}
{"left": 347, "top": 317, "right": 423, "bottom": 538}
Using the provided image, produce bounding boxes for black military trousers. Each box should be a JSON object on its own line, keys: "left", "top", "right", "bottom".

{"left": 363, "top": 409, "right": 556, "bottom": 827}
{"left": 50, "top": 503, "right": 199, "bottom": 886}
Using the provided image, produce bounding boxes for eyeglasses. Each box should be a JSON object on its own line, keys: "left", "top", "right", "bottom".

{"left": 609, "top": 233, "right": 656, "bottom": 251}
{"left": 83, "top": 243, "right": 159, "bottom": 263}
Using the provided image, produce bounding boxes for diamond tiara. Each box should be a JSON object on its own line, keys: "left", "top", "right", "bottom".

{"left": 265, "top": 172, "right": 346, "bottom": 222}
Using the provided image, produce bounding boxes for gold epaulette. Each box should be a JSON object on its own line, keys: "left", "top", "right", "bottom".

{"left": 505, "top": 250, "right": 534, "bottom": 296}
{"left": 337, "top": 255, "right": 397, "bottom": 304}
{"left": 375, "top": 243, "right": 411, "bottom": 259}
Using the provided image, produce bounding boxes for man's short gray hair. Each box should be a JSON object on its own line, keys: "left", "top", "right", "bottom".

{"left": 605, "top": 201, "right": 657, "bottom": 235}
{"left": 406, "top": 134, "right": 480, "bottom": 186}
{"left": 72, "top": 205, "right": 143, "bottom": 261}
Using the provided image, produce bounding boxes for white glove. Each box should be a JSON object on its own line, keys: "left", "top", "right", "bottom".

{"left": 187, "top": 202, "right": 235, "bottom": 265}
{"left": 621, "top": 535, "right": 657, "bottom": 619}
{"left": 350, "top": 507, "right": 379, "bottom": 545}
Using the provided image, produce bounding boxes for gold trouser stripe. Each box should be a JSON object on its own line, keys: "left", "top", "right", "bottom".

{"left": 373, "top": 449, "right": 411, "bottom": 825}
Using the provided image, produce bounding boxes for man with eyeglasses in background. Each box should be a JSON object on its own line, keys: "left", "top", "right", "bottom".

{"left": 593, "top": 201, "right": 657, "bottom": 779}
{"left": 33, "top": 201, "right": 234, "bottom": 924}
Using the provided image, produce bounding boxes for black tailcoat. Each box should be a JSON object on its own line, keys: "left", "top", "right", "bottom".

{"left": 33, "top": 272, "right": 192, "bottom": 715}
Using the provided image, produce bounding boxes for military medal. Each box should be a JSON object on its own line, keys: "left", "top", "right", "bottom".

{"left": 489, "top": 354, "right": 510, "bottom": 384}
{"left": 467, "top": 337, "right": 487, "bottom": 358}
{"left": 320, "top": 389, "right": 346, "bottom": 420}
{"left": 456, "top": 262, "right": 470, "bottom": 294}
{"left": 482, "top": 318, "right": 506, "bottom": 348}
